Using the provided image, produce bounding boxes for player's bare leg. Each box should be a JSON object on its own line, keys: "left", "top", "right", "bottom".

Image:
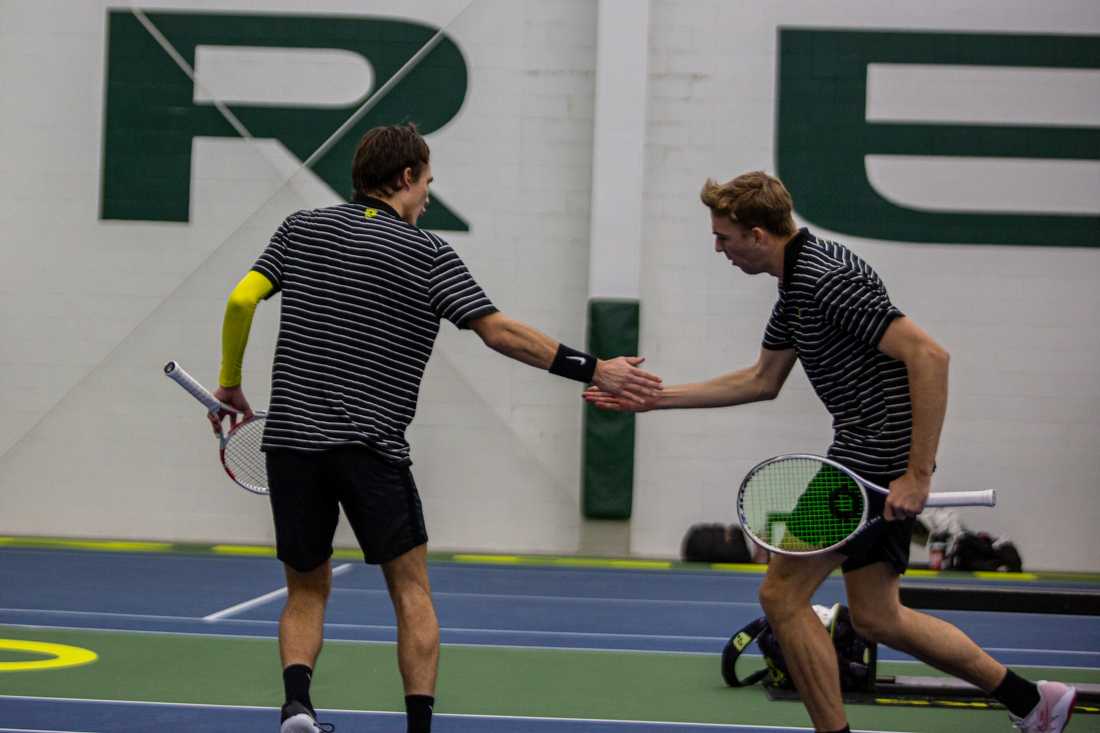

{"left": 382, "top": 543, "right": 440, "bottom": 695}
{"left": 758, "top": 552, "right": 848, "bottom": 731}
{"left": 844, "top": 561, "right": 1005, "bottom": 691}
{"left": 280, "top": 559, "right": 332, "bottom": 668}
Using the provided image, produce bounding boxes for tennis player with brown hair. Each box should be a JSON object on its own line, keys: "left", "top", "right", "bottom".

{"left": 211, "top": 123, "right": 663, "bottom": 733}
{"left": 585, "top": 171, "right": 1075, "bottom": 733}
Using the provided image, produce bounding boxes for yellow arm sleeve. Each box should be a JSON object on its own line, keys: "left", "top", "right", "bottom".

{"left": 219, "top": 271, "right": 275, "bottom": 387}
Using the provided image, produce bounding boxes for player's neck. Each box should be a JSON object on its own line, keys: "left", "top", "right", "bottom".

{"left": 369, "top": 191, "right": 413, "bottom": 223}
{"left": 770, "top": 231, "right": 799, "bottom": 280}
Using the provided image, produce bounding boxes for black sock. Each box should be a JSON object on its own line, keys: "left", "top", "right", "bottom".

{"left": 405, "top": 694, "right": 434, "bottom": 733}
{"left": 818, "top": 727, "right": 851, "bottom": 733}
{"left": 283, "top": 664, "right": 314, "bottom": 713}
{"left": 992, "top": 668, "right": 1041, "bottom": 718}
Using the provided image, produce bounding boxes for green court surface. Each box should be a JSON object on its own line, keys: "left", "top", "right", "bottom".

{"left": 2, "top": 624, "right": 1096, "bottom": 731}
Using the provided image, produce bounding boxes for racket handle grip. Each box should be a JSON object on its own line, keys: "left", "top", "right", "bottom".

{"left": 926, "top": 489, "right": 996, "bottom": 508}
{"left": 164, "top": 361, "right": 235, "bottom": 415}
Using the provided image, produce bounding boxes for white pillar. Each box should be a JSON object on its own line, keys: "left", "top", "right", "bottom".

{"left": 580, "top": 0, "right": 650, "bottom": 531}
{"left": 588, "top": 0, "right": 650, "bottom": 300}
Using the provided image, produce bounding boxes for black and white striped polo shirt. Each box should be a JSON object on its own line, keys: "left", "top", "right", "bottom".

{"left": 251, "top": 199, "right": 497, "bottom": 463}
{"left": 763, "top": 228, "right": 911, "bottom": 476}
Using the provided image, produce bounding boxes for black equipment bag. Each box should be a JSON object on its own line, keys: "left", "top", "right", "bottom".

{"left": 681, "top": 524, "right": 752, "bottom": 563}
{"left": 721, "top": 604, "right": 877, "bottom": 693}
{"left": 946, "top": 531, "right": 1023, "bottom": 572}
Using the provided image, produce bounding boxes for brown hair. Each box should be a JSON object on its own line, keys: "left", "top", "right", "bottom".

{"left": 351, "top": 123, "right": 430, "bottom": 201}
{"left": 700, "top": 171, "right": 796, "bottom": 236}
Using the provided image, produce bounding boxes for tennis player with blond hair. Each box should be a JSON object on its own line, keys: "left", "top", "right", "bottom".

{"left": 586, "top": 170, "right": 1075, "bottom": 733}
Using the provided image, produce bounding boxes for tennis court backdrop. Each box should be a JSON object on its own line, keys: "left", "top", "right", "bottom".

{"left": 1, "top": 0, "right": 1097, "bottom": 571}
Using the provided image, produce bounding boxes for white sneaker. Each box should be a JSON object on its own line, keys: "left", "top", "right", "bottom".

{"left": 1009, "top": 680, "right": 1076, "bottom": 733}
{"left": 280, "top": 701, "right": 334, "bottom": 733}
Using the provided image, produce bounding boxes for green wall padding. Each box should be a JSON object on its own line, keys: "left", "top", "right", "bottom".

{"left": 582, "top": 298, "right": 640, "bottom": 519}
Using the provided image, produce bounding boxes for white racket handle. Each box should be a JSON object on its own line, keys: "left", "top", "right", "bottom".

{"left": 863, "top": 475, "right": 996, "bottom": 507}
{"left": 781, "top": 454, "right": 997, "bottom": 509}
{"left": 163, "top": 361, "right": 237, "bottom": 414}
{"left": 925, "top": 490, "right": 996, "bottom": 508}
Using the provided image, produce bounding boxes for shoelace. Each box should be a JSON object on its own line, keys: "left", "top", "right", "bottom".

{"left": 1037, "top": 704, "right": 1052, "bottom": 732}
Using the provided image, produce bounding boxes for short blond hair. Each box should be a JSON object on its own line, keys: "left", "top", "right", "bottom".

{"left": 700, "top": 171, "right": 796, "bottom": 237}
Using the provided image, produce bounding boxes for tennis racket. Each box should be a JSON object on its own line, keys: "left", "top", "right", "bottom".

{"left": 737, "top": 454, "right": 995, "bottom": 556}
{"left": 163, "top": 361, "right": 269, "bottom": 495}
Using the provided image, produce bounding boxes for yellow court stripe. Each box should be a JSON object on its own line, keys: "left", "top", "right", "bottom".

{"left": 552, "top": 558, "right": 671, "bottom": 570}
{"left": 0, "top": 537, "right": 173, "bottom": 553}
{"left": 450, "top": 554, "right": 672, "bottom": 570}
{"left": 0, "top": 538, "right": 1094, "bottom": 586}
{"left": 210, "top": 544, "right": 276, "bottom": 557}
{"left": 904, "top": 569, "right": 942, "bottom": 578}
{"left": 710, "top": 563, "right": 768, "bottom": 573}
{"left": 876, "top": 697, "right": 931, "bottom": 707}
{"left": 451, "top": 554, "right": 523, "bottom": 565}
{"left": 0, "top": 640, "right": 97, "bottom": 673}
{"left": 973, "top": 571, "right": 1039, "bottom": 581}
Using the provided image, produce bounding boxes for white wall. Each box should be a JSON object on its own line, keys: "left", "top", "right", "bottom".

{"left": 1, "top": 0, "right": 1097, "bottom": 570}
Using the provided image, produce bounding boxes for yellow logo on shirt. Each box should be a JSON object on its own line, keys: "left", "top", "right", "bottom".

{"left": 364, "top": 208, "right": 378, "bottom": 219}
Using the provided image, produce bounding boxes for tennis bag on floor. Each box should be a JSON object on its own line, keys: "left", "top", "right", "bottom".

{"left": 681, "top": 524, "right": 752, "bottom": 563}
{"left": 946, "top": 531, "right": 1023, "bottom": 573}
{"left": 721, "top": 604, "right": 877, "bottom": 692}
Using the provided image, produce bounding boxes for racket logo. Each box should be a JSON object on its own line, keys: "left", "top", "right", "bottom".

{"left": 828, "top": 484, "right": 862, "bottom": 520}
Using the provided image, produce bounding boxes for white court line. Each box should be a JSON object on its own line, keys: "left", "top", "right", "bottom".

{"left": 201, "top": 587, "right": 286, "bottom": 622}
{"left": 0, "top": 619, "right": 725, "bottom": 657}
{"left": 0, "top": 729, "right": 100, "bottom": 733}
{"left": 0, "top": 608, "right": 212, "bottom": 624}
{"left": 0, "top": 695, "right": 913, "bottom": 732}
{"left": 202, "top": 563, "right": 353, "bottom": 621}
{"left": 0, "top": 621, "right": 1095, "bottom": 669}
{"left": 331, "top": 588, "right": 760, "bottom": 607}
{"left": 0, "top": 605, "right": 729, "bottom": 643}
{"left": 3, "top": 606, "right": 1098, "bottom": 654}
{"left": 0, "top": 694, "right": 267, "bottom": 712}
{"left": 0, "top": 608, "right": 727, "bottom": 642}
{"left": 331, "top": 622, "right": 730, "bottom": 643}
{"left": 985, "top": 646, "right": 1100, "bottom": 657}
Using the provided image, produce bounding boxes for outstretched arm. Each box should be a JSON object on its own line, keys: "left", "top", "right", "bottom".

{"left": 584, "top": 347, "right": 797, "bottom": 412}
{"left": 468, "top": 311, "right": 662, "bottom": 405}
{"left": 877, "top": 316, "right": 949, "bottom": 520}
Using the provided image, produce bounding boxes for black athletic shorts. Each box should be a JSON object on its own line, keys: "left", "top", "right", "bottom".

{"left": 837, "top": 471, "right": 914, "bottom": 576}
{"left": 266, "top": 446, "right": 428, "bottom": 572}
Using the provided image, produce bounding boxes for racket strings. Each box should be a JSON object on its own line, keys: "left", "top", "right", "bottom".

{"left": 223, "top": 418, "right": 268, "bottom": 494}
{"left": 740, "top": 458, "right": 865, "bottom": 552}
